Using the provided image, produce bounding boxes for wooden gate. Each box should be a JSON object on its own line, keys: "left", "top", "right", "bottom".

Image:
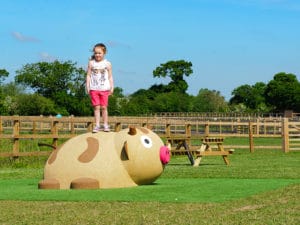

{"left": 282, "top": 118, "right": 300, "bottom": 152}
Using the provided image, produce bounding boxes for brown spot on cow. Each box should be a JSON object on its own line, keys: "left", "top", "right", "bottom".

{"left": 78, "top": 137, "right": 99, "bottom": 163}
{"left": 48, "top": 144, "right": 64, "bottom": 165}
{"left": 138, "top": 127, "right": 149, "bottom": 134}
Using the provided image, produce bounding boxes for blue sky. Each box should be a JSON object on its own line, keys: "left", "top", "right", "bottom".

{"left": 1, "top": 0, "right": 300, "bottom": 100}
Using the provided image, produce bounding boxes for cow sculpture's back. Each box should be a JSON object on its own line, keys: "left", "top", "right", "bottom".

{"left": 38, "top": 127, "right": 170, "bottom": 189}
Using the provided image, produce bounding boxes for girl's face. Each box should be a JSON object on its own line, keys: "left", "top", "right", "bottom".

{"left": 93, "top": 47, "right": 105, "bottom": 61}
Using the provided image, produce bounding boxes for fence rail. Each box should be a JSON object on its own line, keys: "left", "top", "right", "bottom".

{"left": 0, "top": 115, "right": 299, "bottom": 158}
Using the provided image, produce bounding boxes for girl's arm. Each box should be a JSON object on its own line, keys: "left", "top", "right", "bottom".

{"left": 107, "top": 62, "right": 114, "bottom": 94}
{"left": 86, "top": 61, "right": 92, "bottom": 93}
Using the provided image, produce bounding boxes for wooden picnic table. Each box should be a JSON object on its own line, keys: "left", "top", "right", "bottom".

{"left": 193, "top": 137, "right": 234, "bottom": 166}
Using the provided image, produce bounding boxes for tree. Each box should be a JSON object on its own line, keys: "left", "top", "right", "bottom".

{"left": 0, "top": 69, "right": 9, "bottom": 85}
{"left": 152, "top": 92, "right": 192, "bottom": 112}
{"left": 123, "top": 88, "right": 160, "bottom": 115}
{"left": 0, "top": 82, "right": 25, "bottom": 115}
{"left": 122, "top": 94, "right": 152, "bottom": 115}
{"left": 192, "top": 89, "right": 229, "bottom": 112}
{"left": 265, "top": 72, "right": 300, "bottom": 112}
{"left": 14, "top": 60, "right": 90, "bottom": 116}
{"left": 108, "top": 87, "right": 128, "bottom": 116}
{"left": 152, "top": 60, "right": 193, "bottom": 93}
{"left": 230, "top": 82, "right": 269, "bottom": 112}
{"left": 15, "top": 93, "right": 57, "bottom": 116}
{"left": 230, "top": 84, "right": 252, "bottom": 105}
{"left": 131, "top": 88, "right": 158, "bottom": 100}
{"left": 0, "top": 69, "right": 10, "bottom": 114}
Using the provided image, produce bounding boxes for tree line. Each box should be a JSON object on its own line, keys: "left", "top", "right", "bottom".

{"left": 0, "top": 60, "right": 299, "bottom": 116}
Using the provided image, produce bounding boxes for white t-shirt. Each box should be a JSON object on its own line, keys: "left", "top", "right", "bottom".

{"left": 89, "top": 59, "right": 111, "bottom": 91}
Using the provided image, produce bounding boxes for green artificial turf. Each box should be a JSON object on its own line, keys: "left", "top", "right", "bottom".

{"left": 0, "top": 148, "right": 299, "bottom": 225}
{"left": 0, "top": 177, "right": 298, "bottom": 203}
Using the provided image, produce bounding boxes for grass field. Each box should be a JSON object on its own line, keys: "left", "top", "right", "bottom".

{"left": 0, "top": 145, "right": 299, "bottom": 224}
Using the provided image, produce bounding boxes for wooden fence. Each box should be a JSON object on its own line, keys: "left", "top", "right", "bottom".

{"left": 0, "top": 115, "right": 299, "bottom": 158}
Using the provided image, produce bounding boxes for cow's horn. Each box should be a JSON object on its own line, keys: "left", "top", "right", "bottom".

{"left": 128, "top": 126, "right": 137, "bottom": 135}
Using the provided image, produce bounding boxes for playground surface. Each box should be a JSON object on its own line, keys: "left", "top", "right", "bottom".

{"left": 0, "top": 149, "right": 299, "bottom": 224}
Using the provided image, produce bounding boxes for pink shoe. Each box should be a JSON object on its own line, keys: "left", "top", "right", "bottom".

{"left": 92, "top": 126, "right": 101, "bottom": 133}
{"left": 103, "top": 125, "right": 110, "bottom": 132}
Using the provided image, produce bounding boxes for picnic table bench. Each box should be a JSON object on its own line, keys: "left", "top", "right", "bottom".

{"left": 193, "top": 137, "right": 234, "bottom": 166}
{"left": 166, "top": 136, "right": 194, "bottom": 165}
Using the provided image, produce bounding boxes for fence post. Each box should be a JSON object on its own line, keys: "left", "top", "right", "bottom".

{"left": 282, "top": 118, "right": 289, "bottom": 153}
{"left": 204, "top": 122, "right": 209, "bottom": 136}
{"left": 70, "top": 116, "right": 75, "bottom": 134}
{"left": 87, "top": 122, "right": 93, "bottom": 132}
{"left": 166, "top": 124, "right": 171, "bottom": 137}
{"left": 186, "top": 124, "right": 191, "bottom": 137}
{"left": 237, "top": 118, "right": 241, "bottom": 134}
{"left": 256, "top": 118, "right": 260, "bottom": 135}
{"left": 185, "top": 123, "right": 191, "bottom": 146}
{"left": 51, "top": 119, "right": 59, "bottom": 148}
{"left": 114, "top": 122, "right": 121, "bottom": 132}
{"left": 13, "top": 117, "right": 20, "bottom": 157}
{"left": 249, "top": 121, "right": 254, "bottom": 153}
{"left": 32, "top": 121, "right": 37, "bottom": 134}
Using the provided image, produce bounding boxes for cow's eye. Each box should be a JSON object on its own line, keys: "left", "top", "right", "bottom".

{"left": 140, "top": 135, "right": 153, "bottom": 149}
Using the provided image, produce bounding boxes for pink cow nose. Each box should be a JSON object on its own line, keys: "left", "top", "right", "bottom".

{"left": 160, "top": 146, "right": 170, "bottom": 165}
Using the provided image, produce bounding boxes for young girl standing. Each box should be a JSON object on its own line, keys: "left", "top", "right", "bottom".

{"left": 86, "top": 43, "right": 114, "bottom": 132}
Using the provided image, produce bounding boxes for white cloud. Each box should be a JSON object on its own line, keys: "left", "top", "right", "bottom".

{"left": 11, "top": 32, "right": 40, "bottom": 42}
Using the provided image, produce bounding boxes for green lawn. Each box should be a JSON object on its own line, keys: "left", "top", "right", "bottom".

{"left": 0, "top": 149, "right": 299, "bottom": 225}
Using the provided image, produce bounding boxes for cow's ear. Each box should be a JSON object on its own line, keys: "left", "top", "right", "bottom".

{"left": 121, "top": 141, "right": 129, "bottom": 160}
{"left": 128, "top": 126, "right": 136, "bottom": 136}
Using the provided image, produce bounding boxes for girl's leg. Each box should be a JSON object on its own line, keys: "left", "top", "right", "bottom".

{"left": 101, "top": 106, "right": 108, "bottom": 126}
{"left": 94, "top": 105, "right": 101, "bottom": 127}
{"left": 99, "top": 91, "right": 110, "bottom": 131}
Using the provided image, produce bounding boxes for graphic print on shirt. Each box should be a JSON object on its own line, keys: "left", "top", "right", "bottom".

{"left": 91, "top": 69, "right": 106, "bottom": 86}
{"left": 89, "top": 60, "right": 111, "bottom": 91}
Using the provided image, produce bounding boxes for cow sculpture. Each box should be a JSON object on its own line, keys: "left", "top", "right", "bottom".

{"left": 38, "top": 127, "right": 170, "bottom": 189}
